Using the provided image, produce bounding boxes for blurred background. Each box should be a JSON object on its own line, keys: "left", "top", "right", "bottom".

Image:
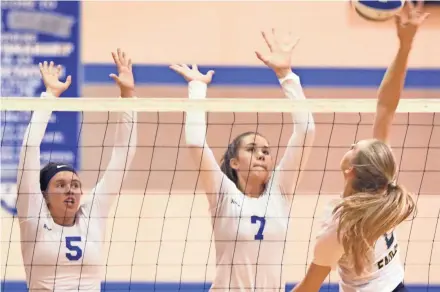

{"left": 1, "top": 1, "right": 440, "bottom": 291}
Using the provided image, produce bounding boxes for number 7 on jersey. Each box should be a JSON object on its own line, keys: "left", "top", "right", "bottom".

{"left": 251, "top": 215, "right": 266, "bottom": 240}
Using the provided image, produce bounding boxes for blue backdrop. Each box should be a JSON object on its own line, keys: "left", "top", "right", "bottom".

{"left": 1, "top": 0, "right": 81, "bottom": 216}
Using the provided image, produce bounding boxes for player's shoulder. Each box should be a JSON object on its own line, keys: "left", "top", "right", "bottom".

{"left": 76, "top": 202, "right": 92, "bottom": 219}
{"left": 315, "top": 197, "right": 344, "bottom": 242}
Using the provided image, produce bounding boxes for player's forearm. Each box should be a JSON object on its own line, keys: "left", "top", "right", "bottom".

{"left": 21, "top": 92, "right": 53, "bottom": 147}
{"left": 16, "top": 92, "right": 53, "bottom": 216}
{"left": 185, "top": 81, "right": 208, "bottom": 147}
{"left": 106, "top": 110, "right": 137, "bottom": 175}
{"left": 279, "top": 72, "right": 315, "bottom": 134}
{"left": 376, "top": 44, "right": 412, "bottom": 111}
{"left": 117, "top": 110, "right": 137, "bottom": 148}
{"left": 18, "top": 92, "right": 53, "bottom": 174}
{"left": 89, "top": 110, "right": 137, "bottom": 214}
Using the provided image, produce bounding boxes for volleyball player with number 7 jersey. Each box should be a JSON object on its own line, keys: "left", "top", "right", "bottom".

{"left": 170, "top": 29, "right": 315, "bottom": 291}
{"left": 16, "top": 49, "right": 137, "bottom": 292}
{"left": 292, "top": 2, "right": 429, "bottom": 292}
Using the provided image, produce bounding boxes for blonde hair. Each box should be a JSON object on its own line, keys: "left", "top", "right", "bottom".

{"left": 334, "top": 139, "right": 416, "bottom": 275}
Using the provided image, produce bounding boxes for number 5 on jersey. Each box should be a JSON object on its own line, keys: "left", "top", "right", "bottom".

{"left": 66, "top": 236, "right": 83, "bottom": 261}
{"left": 251, "top": 215, "right": 266, "bottom": 240}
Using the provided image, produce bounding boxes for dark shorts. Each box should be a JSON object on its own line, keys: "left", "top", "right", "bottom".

{"left": 392, "top": 283, "right": 408, "bottom": 292}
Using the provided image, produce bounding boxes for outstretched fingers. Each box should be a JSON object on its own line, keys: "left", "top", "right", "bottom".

{"left": 56, "top": 65, "right": 62, "bottom": 77}
{"left": 111, "top": 50, "right": 122, "bottom": 68}
{"left": 254, "top": 50, "right": 269, "bottom": 65}
{"left": 169, "top": 64, "right": 186, "bottom": 75}
{"left": 48, "top": 61, "right": 55, "bottom": 74}
{"left": 128, "top": 58, "right": 132, "bottom": 71}
{"left": 261, "top": 30, "right": 275, "bottom": 51}
{"left": 64, "top": 75, "right": 72, "bottom": 86}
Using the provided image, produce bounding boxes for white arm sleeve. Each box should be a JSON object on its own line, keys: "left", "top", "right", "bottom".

{"left": 16, "top": 92, "right": 53, "bottom": 221}
{"left": 87, "top": 107, "right": 137, "bottom": 218}
{"left": 185, "top": 81, "right": 235, "bottom": 210}
{"left": 272, "top": 72, "right": 315, "bottom": 200}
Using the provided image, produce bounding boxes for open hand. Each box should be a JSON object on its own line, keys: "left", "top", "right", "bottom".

{"left": 169, "top": 64, "right": 214, "bottom": 84}
{"left": 255, "top": 29, "right": 299, "bottom": 79}
{"left": 39, "top": 61, "right": 72, "bottom": 97}
{"left": 396, "top": 0, "right": 429, "bottom": 47}
{"left": 110, "top": 48, "right": 135, "bottom": 98}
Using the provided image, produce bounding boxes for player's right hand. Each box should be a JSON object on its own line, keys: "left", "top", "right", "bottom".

{"left": 255, "top": 29, "right": 299, "bottom": 79}
{"left": 109, "top": 48, "right": 135, "bottom": 98}
{"left": 39, "top": 61, "right": 72, "bottom": 97}
{"left": 395, "top": 0, "right": 429, "bottom": 48}
{"left": 169, "top": 64, "right": 214, "bottom": 85}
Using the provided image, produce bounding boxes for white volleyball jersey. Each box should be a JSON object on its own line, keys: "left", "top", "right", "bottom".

{"left": 313, "top": 202, "right": 404, "bottom": 292}
{"left": 185, "top": 73, "right": 315, "bottom": 292}
{"left": 209, "top": 173, "right": 290, "bottom": 292}
{"left": 16, "top": 93, "right": 137, "bottom": 292}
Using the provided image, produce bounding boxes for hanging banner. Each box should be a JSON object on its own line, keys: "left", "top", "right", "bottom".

{"left": 1, "top": 0, "right": 81, "bottom": 216}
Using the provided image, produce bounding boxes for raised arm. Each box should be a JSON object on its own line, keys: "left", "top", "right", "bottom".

{"left": 373, "top": 1, "right": 428, "bottom": 143}
{"left": 16, "top": 61, "right": 72, "bottom": 221}
{"left": 170, "top": 64, "right": 234, "bottom": 209}
{"left": 291, "top": 218, "right": 341, "bottom": 292}
{"left": 277, "top": 73, "right": 315, "bottom": 200}
{"left": 255, "top": 29, "right": 315, "bottom": 201}
{"left": 88, "top": 49, "right": 137, "bottom": 217}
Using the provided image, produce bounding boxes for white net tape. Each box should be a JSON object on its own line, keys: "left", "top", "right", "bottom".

{"left": 1, "top": 97, "right": 440, "bottom": 112}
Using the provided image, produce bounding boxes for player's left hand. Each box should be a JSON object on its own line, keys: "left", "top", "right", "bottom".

{"left": 169, "top": 64, "right": 214, "bottom": 85}
{"left": 110, "top": 48, "right": 135, "bottom": 98}
{"left": 39, "top": 61, "right": 72, "bottom": 97}
{"left": 255, "top": 29, "right": 299, "bottom": 79}
{"left": 395, "top": 0, "right": 429, "bottom": 47}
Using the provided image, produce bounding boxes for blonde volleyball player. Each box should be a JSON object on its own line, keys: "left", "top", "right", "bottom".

{"left": 292, "top": 2, "right": 429, "bottom": 292}
{"left": 16, "top": 49, "right": 137, "bottom": 291}
{"left": 170, "top": 30, "right": 315, "bottom": 291}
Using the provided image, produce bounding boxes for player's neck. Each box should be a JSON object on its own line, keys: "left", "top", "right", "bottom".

{"left": 342, "top": 181, "right": 354, "bottom": 198}
{"left": 51, "top": 214, "right": 76, "bottom": 227}
{"left": 238, "top": 176, "right": 265, "bottom": 198}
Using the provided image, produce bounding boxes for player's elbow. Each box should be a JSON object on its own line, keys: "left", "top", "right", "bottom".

{"left": 185, "top": 133, "right": 206, "bottom": 148}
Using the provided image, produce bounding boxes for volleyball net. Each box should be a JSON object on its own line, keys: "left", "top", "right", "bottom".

{"left": 1, "top": 97, "right": 440, "bottom": 291}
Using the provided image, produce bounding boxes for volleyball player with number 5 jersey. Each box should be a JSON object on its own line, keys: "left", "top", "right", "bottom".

{"left": 170, "top": 29, "right": 315, "bottom": 291}
{"left": 292, "top": 2, "right": 429, "bottom": 292}
{"left": 16, "top": 49, "right": 137, "bottom": 291}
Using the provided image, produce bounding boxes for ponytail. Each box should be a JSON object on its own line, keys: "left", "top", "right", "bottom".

{"left": 220, "top": 145, "right": 238, "bottom": 187}
{"left": 333, "top": 183, "right": 416, "bottom": 275}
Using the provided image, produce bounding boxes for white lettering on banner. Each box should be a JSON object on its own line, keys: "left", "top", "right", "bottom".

{"left": 0, "top": 183, "right": 18, "bottom": 208}
{"left": 1, "top": 33, "right": 37, "bottom": 43}
{"left": 1, "top": 1, "right": 80, "bottom": 219}
{"left": 0, "top": 1, "right": 36, "bottom": 10}
{"left": 38, "top": 0, "right": 58, "bottom": 11}
{"left": 1, "top": 147, "right": 16, "bottom": 162}
{"left": 0, "top": 168, "right": 20, "bottom": 180}
{"left": 42, "top": 131, "right": 65, "bottom": 144}
{"left": 1, "top": 112, "right": 31, "bottom": 123}
{"left": 50, "top": 114, "right": 57, "bottom": 123}
{"left": 40, "top": 151, "right": 75, "bottom": 164}
{"left": 1, "top": 65, "right": 41, "bottom": 78}
{"left": 7, "top": 10, "right": 74, "bottom": 38}
{"left": 2, "top": 43, "right": 75, "bottom": 57}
